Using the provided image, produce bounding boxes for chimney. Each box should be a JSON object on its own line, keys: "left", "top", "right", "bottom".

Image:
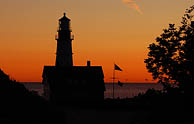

{"left": 191, "top": 21, "right": 194, "bottom": 28}
{"left": 87, "top": 61, "right": 91, "bottom": 67}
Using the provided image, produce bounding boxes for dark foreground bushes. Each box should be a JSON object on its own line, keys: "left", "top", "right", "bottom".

{"left": 0, "top": 69, "right": 64, "bottom": 124}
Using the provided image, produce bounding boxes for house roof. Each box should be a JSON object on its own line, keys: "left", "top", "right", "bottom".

{"left": 42, "top": 66, "right": 104, "bottom": 81}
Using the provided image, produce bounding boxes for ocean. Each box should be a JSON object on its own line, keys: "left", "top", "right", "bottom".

{"left": 23, "top": 82, "right": 163, "bottom": 99}
{"left": 104, "top": 83, "right": 163, "bottom": 99}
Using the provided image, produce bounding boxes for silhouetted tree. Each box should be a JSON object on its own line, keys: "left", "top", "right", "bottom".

{"left": 0, "top": 69, "right": 65, "bottom": 124}
{"left": 144, "top": 5, "right": 193, "bottom": 95}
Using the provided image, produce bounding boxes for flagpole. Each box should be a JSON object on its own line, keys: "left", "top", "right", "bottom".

{"left": 113, "top": 63, "right": 122, "bottom": 99}
{"left": 113, "top": 64, "right": 115, "bottom": 99}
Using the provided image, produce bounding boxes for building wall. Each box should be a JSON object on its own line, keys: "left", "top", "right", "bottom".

{"left": 44, "top": 77, "right": 104, "bottom": 104}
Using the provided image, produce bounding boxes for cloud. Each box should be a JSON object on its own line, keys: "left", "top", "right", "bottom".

{"left": 122, "top": 0, "right": 143, "bottom": 14}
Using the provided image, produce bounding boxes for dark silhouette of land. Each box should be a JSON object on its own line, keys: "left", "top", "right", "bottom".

{"left": 0, "top": 69, "right": 65, "bottom": 124}
{"left": 0, "top": 68, "right": 193, "bottom": 124}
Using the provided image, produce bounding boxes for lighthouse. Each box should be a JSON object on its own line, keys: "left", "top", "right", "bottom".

{"left": 55, "top": 13, "right": 73, "bottom": 67}
{"left": 42, "top": 13, "right": 105, "bottom": 104}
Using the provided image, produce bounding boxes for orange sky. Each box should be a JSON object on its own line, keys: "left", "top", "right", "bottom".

{"left": 0, "top": 0, "right": 192, "bottom": 82}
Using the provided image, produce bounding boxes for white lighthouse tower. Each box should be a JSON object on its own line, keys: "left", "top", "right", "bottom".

{"left": 55, "top": 13, "right": 73, "bottom": 67}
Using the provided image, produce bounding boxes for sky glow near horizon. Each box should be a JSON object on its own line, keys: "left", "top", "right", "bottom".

{"left": 0, "top": 0, "right": 192, "bottom": 82}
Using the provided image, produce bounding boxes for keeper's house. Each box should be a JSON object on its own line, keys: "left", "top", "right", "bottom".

{"left": 42, "top": 13, "right": 105, "bottom": 104}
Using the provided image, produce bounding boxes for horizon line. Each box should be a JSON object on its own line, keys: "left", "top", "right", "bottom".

{"left": 20, "top": 81, "right": 157, "bottom": 84}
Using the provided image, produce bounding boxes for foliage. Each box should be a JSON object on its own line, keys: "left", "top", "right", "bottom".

{"left": 144, "top": 5, "right": 193, "bottom": 94}
{"left": 0, "top": 69, "right": 64, "bottom": 124}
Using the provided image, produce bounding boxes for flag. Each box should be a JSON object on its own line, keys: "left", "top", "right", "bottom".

{"left": 118, "top": 80, "right": 123, "bottom": 86}
{"left": 114, "top": 64, "right": 122, "bottom": 71}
